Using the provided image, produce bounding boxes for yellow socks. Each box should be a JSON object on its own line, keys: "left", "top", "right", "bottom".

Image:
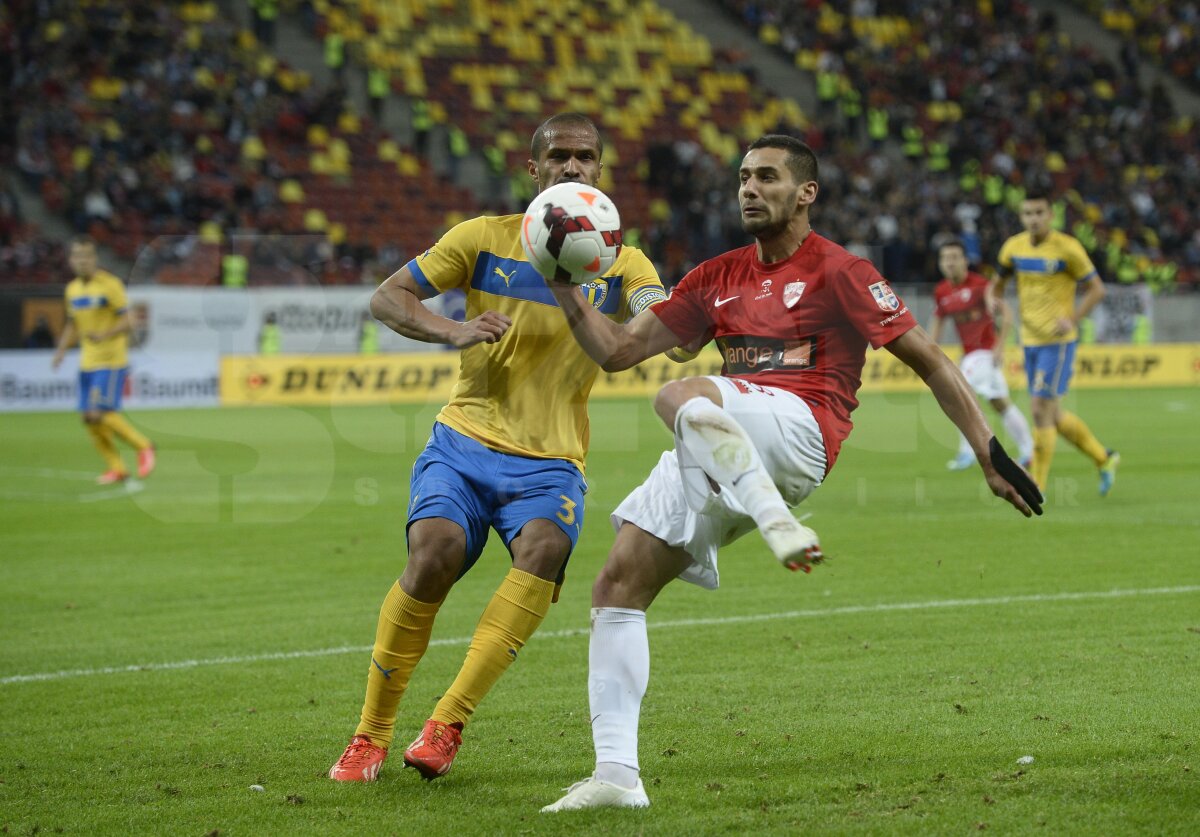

{"left": 432, "top": 568, "right": 554, "bottom": 727}
{"left": 85, "top": 423, "right": 124, "bottom": 473}
{"left": 1056, "top": 410, "right": 1108, "bottom": 467}
{"left": 100, "top": 412, "right": 151, "bottom": 451}
{"left": 355, "top": 582, "right": 442, "bottom": 748}
{"left": 1031, "top": 426, "right": 1057, "bottom": 489}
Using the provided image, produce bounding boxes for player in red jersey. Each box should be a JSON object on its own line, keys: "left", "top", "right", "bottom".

{"left": 929, "top": 239, "right": 1033, "bottom": 471}
{"left": 539, "top": 135, "right": 1042, "bottom": 812}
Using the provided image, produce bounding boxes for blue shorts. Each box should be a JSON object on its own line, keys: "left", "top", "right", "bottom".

{"left": 78, "top": 367, "right": 129, "bottom": 412}
{"left": 407, "top": 422, "right": 587, "bottom": 582}
{"left": 1024, "top": 342, "right": 1076, "bottom": 398}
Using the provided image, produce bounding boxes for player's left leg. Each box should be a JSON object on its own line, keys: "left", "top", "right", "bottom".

{"left": 92, "top": 368, "right": 155, "bottom": 477}
{"left": 542, "top": 522, "right": 690, "bottom": 813}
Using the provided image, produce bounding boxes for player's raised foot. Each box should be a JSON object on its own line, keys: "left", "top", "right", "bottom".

{"left": 946, "top": 451, "right": 975, "bottom": 471}
{"left": 137, "top": 446, "right": 156, "bottom": 479}
{"left": 403, "top": 719, "right": 462, "bottom": 780}
{"left": 95, "top": 470, "right": 128, "bottom": 485}
{"left": 760, "top": 515, "right": 824, "bottom": 572}
{"left": 1099, "top": 450, "right": 1120, "bottom": 497}
{"left": 541, "top": 776, "right": 650, "bottom": 812}
{"left": 329, "top": 734, "right": 388, "bottom": 782}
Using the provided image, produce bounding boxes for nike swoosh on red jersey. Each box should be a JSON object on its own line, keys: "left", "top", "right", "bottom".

{"left": 714, "top": 295, "right": 739, "bottom": 307}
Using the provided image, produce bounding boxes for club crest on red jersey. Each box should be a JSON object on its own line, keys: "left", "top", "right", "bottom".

{"left": 868, "top": 280, "right": 899, "bottom": 311}
{"left": 783, "top": 281, "right": 807, "bottom": 308}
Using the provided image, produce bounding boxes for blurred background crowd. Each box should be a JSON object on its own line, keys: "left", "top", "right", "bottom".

{"left": 1, "top": 0, "right": 1196, "bottom": 292}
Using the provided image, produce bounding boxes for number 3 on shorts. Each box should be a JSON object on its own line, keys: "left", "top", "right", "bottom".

{"left": 556, "top": 495, "right": 577, "bottom": 526}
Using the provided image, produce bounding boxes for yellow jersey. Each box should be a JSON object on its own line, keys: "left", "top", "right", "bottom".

{"left": 997, "top": 230, "right": 1098, "bottom": 346}
{"left": 408, "top": 214, "right": 665, "bottom": 473}
{"left": 64, "top": 269, "right": 129, "bottom": 371}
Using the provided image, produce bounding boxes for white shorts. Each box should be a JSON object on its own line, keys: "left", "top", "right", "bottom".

{"left": 611, "top": 377, "right": 827, "bottom": 589}
{"left": 960, "top": 349, "right": 1009, "bottom": 400}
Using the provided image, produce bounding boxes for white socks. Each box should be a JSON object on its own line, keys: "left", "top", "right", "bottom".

{"left": 1002, "top": 404, "right": 1034, "bottom": 462}
{"left": 590, "top": 607, "right": 649, "bottom": 789}
{"left": 956, "top": 405, "right": 1034, "bottom": 463}
{"left": 674, "top": 397, "right": 791, "bottom": 527}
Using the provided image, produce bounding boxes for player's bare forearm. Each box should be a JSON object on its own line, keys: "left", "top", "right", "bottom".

{"left": 51, "top": 321, "right": 76, "bottom": 369}
{"left": 927, "top": 316, "right": 944, "bottom": 344}
{"left": 370, "top": 267, "right": 509, "bottom": 347}
{"left": 545, "top": 281, "right": 674, "bottom": 371}
{"left": 898, "top": 334, "right": 1038, "bottom": 516}
{"left": 1074, "top": 275, "right": 1106, "bottom": 324}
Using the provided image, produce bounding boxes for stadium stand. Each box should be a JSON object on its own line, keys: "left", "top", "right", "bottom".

{"left": 1072, "top": 0, "right": 1200, "bottom": 92}
{"left": 298, "top": 0, "right": 807, "bottom": 283}
{"left": 716, "top": 0, "right": 1196, "bottom": 289}
{"left": 4, "top": 0, "right": 478, "bottom": 286}
{"left": 3, "top": 0, "right": 1196, "bottom": 290}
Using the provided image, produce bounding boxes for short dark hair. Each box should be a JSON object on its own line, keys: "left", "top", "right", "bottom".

{"left": 530, "top": 112, "right": 603, "bottom": 160}
{"left": 747, "top": 134, "right": 818, "bottom": 184}
{"left": 1023, "top": 189, "right": 1052, "bottom": 205}
{"left": 938, "top": 238, "right": 967, "bottom": 255}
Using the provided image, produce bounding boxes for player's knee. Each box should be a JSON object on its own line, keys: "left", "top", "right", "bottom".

{"left": 402, "top": 532, "right": 466, "bottom": 597}
{"left": 654, "top": 379, "right": 720, "bottom": 429}
{"left": 82, "top": 412, "right": 100, "bottom": 425}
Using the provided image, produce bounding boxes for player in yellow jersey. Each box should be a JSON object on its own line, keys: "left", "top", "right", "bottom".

{"left": 328, "top": 113, "right": 669, "bottom": 783}
{"left": 996, "top": 192, "right": 1119, "bottom": 496}
{"left": 51, "top": 238, "right": 155, "bottom": 484}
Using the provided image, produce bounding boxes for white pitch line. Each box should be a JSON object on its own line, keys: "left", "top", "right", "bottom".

{"left": 3, "top": 584, "right": 1198, "bottom": 687}
{"left": 0, "top": 465, "right": 98, "bottom": 481}
{"left": 78, "top": 480, "right": 144, "bottom": 503}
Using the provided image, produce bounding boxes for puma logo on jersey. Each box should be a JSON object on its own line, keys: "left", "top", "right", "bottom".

{"left": 494, "top": 267, "right": 517, "bottom": 286}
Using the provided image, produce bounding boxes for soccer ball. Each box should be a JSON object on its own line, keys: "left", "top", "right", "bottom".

{"left": 520, "top": 182, "right": 622, "bottom": 284}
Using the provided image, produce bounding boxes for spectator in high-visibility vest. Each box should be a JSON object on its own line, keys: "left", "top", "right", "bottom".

{"left": 367, "top": 67, "right": 390, "bottom": 122}
{"left": 867, "top": 107, "right": 888, "bottom": 148}
{"left": 258, "top": 311, "right": 281, "bottom": 355}
{"left": 446, "top": 125, "right": 469, "bottom": 183}
{"left": 324, "top": 31, "right": 346, "bottom": 81}
{"left": 359, "top": 311, "right": 380, "bottom": 354}
{"left": 902, "top": 123, "right": 924, "bottom": 159}
{"left": 411, "top": 99, "right": 433, "bottom": 156}
{"left": 250, "top": 0, "right": 277, "bottom": 47}
{"left": 222, "top": 251, "right": 248, "bottom": 288}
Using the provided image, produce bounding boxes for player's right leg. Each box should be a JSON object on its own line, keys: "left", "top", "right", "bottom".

{"left": 331, "top": 425, "right": 488, "bottom": 782}
{"left": 542, "top": 523, "right": 690, "bottom": 813}
{"left": 79, "top": 371, "right": 126, "bottom": 482}
{"left": 657, "top": 378, "right": 825, "bottom": 571}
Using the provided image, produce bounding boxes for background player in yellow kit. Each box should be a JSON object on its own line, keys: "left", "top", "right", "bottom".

{"left": 996, "top": 192, "right": 1119, "bottom": 495}
{"left": 328, "top": 113, "right": 668, "bottom": 782}
{"left": 51, "top": 237, "right": 155, "bottom": 484}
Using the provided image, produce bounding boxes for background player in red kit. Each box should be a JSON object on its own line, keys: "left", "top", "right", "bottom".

{"left": 929, "top": 239, "right": 1034, "bottom": 471}
{"left": 538, "top": 134, "right": 1042, "bottom": 812}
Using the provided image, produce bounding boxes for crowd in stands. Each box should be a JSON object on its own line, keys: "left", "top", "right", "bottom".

{"left": 2, "top": 0, "right": 1195, "bottom": 292}
{"left": 717, "top": 0, "right": 1198, "bottom": 289}
{"left": 3, "top": 0, "right": 477, "bottom": 287}
{"left": 1074, "top": 1, "right": 1200, "bottom": 91}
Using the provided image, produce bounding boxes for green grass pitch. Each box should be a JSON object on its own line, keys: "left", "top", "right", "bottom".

{"left": 1, "top": 388, "right": 1197, "bottom": 835}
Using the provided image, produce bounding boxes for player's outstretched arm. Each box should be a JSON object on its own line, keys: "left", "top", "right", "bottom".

{"left": 51, "top": 319, "right": 77, "bottom": 370}
{"left": 370, "top": 266, "right": 511, "bottom": 348}
{"left": 544, "top": 280, "right": 680, "bottom": 371}
{"left": 886, "top": 326, "right": 1042, "bottom": 517}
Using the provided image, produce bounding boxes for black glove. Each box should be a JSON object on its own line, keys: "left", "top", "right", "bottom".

{"left": 989, "top": 436, "right": 1043, "bottom": 516}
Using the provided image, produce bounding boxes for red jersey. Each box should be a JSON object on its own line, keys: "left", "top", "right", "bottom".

{"left": 651, "top": 232, "right": 917, "bottom": 473}
{"left": 933, "top": 271, "right": 996, "bottom": 354}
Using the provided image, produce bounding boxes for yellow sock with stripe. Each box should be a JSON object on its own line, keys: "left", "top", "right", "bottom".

{"left": 86, "top": 423, "right": 124, "bottom": 473}
{"left": 432, "top": 568, "right": 554, "bottom": 727}
{"left": 1031, "top": 426, "right": 1057, "bottom": 490}
{"left": 1055, "top": 410, "right": 1107, "bottom": 467}
{"left": 354, "top": 582, "right": 442, "bottom": 748}
{"left": 100, "top": 412, "right": 151, "bottom": 450}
